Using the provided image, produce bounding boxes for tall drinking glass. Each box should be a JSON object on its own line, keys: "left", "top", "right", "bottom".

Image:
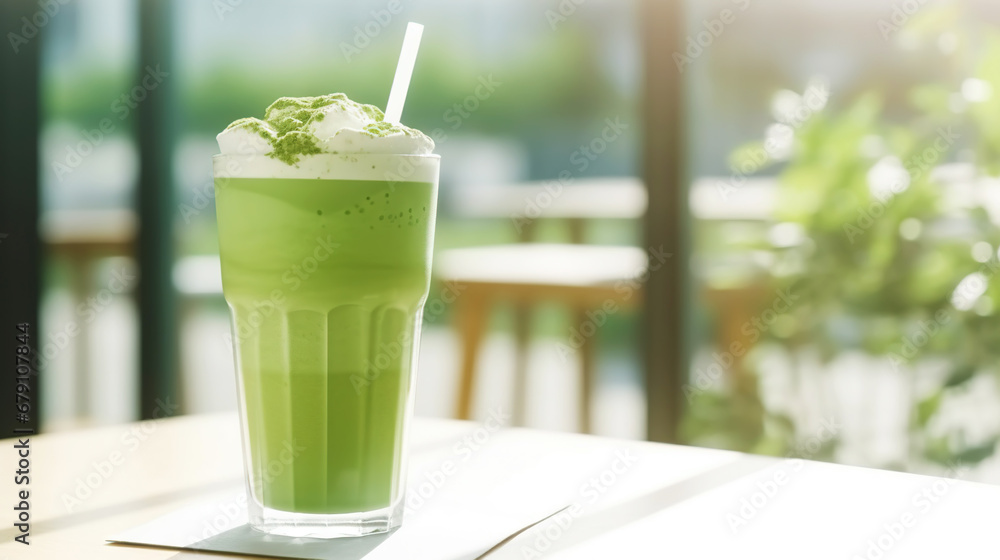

{"left": 214, "top": 153, "right": 439, "bottom": 538}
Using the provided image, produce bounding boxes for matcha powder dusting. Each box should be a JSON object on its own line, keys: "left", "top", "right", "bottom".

{"left": 221, "top": 93, "right": 418, "bottom": 165}
{"left": 217, "top": 92, "right": 435, "bottom": 162}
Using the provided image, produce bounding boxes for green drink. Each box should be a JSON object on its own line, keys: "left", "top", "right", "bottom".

{"left": 214, "top": 95, "right": 438, "bottom": 537}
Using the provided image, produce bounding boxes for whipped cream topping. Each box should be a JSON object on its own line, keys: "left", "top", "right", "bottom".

{"left": 216, "top": 93, "right": 434, "bottom": 165}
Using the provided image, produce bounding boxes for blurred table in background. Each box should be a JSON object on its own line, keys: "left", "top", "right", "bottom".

{"left": 440, "top": 177, "right": 779, "bottom": 433}
{"left": 42, "top": 209, "right": 135, "bottom": 423}
{"left": 454, "top": 177, "right": 648, "bottom": 242}
{"left": 444, "top": 178, "right": 647, "bottom": 432}
{"left": 454, "top": 176, "right": 779, "bottom": 226}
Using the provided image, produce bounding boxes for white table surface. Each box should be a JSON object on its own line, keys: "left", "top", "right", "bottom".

{"left": 2, "top": 413, "right": 997, "bottom": 559}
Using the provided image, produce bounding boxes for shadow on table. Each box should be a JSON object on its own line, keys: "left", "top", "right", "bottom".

{"left": 160, "top": 524, "right": 396, "bottom": 560}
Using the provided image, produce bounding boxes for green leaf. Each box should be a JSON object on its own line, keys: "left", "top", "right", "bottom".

{"left": 944, "top": 365, "right": 976, "bottom": 388}
{"left": 955, "top": 438, "right": 999, "bottom": 465}
{"left": 844, "top": 92, "right": 883, "bottom": 127}
{"left": 923, "top": 436, "right": 952, "bottom": 465}
{"left": 916, "top": 390, "right": 943, "bottom": 427}
{"left": 909, "top": 84, "right": 953, "bottom": 116}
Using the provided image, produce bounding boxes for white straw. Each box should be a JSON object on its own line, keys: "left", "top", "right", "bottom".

{"left": 384, "top": 22, "right": 424, "bottom": 125}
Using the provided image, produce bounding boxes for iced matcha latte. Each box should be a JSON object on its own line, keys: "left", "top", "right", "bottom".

{"left": 213, "top": 94, "right": 438, "bottom": 537}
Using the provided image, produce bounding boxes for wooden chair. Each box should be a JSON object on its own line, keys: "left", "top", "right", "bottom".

{"left": 435, "top": 243, "right": 647, "bottom": 432}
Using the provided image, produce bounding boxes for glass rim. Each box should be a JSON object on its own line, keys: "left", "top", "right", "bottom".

{"left": 212, "top": 151, "right": 440, "bottom": 181}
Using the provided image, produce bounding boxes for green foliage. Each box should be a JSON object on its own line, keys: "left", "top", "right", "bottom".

{"left": 680, "top": 388, "right": 766, "bottom": 454}
{"left": 696, "top": 12, "right": 1000, "bottom": 468}
{"left": 916, "top": 391, "right": 942, "bottom": 429}
{"left": 45, "top": 28, "right": 627, "bottom": 150}
{"left": 701, "top": 13, "right": 1000, "bottom": 470}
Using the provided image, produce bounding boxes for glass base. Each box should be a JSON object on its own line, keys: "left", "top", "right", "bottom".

{"left": 248, "top": 499, "right": 403, "bottom": 539}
